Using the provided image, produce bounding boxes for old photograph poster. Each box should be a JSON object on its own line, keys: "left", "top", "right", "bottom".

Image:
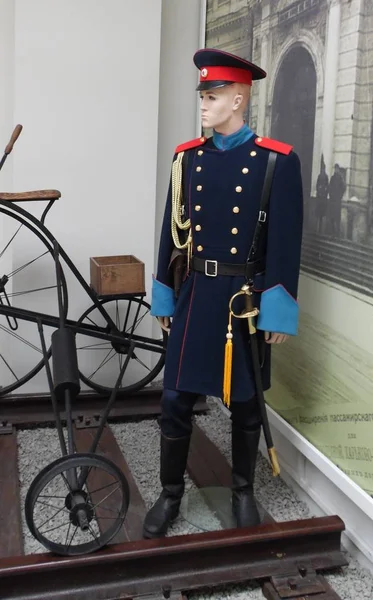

{"left": 205, "top": 0, "right": 373, "bottom": 494}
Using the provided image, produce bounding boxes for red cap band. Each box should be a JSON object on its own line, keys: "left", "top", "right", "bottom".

{"left": 199, "top": 65, "right": 252, "bottom": 86}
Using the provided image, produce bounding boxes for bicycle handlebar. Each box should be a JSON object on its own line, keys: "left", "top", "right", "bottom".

{"left": 5, "top": 124, "right": 23, "bottom": 155}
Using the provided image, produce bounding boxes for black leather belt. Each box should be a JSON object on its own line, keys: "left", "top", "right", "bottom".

{"left": 191, "top": 256, "right": 265, "bottom": 278}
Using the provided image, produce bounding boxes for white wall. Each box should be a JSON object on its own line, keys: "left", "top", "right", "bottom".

{"left": 0, "top": 0, "right": 162, "bottom": 392}
{"left": 0, "top": 0, "right": 14, "bottom": 191}
{"left": 155, "top": 0, "right": 204, "bottom": 257}
{"left": 13, "top": 0, "right": 162, "bottom": 307}
{"left": 0, "top": 1, "right": 16, "bottom": 382}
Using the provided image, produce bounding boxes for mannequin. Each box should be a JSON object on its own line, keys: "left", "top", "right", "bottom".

{"left": 143, "top": 48, "right": 303, "bottom": 539}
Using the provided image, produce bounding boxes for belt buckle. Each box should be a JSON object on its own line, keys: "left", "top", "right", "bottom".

{"left": 205, "top": 259, "right": 218, "bottom": 277}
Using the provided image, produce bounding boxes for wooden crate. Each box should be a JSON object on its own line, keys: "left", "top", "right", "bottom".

{"left": 90, "top": 255, "right": 145, "bottom": 296}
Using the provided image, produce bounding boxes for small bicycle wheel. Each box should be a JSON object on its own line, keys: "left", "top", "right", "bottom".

{"left": 0, "top": 205, "right": 68, "bottom": 395}
{"left": 76, "top": 296, "right": 167, "bottom": 394}
{"left": 25, "top": 453, "right": 130, "bottom": 556}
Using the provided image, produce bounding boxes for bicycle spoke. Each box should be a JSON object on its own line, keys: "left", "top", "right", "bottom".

{"left": 76, "top": 342, "right": 111, "bottom": 350}
{"left": 67, "top": 524, "right": 79, "bottom": 549}
{"left": 7, "top": 250, "right": 49, "bottom": 278}
{"left": 86, "top": 315, "right": 102, "bottom": 328}
{"left": 87, "top": 348, "right": 116, "bottom": 380}
{"left": 124, "top": 310, "right": 148, "bottom": 334}
{"left": 89, "top": 480, "right": 119, "bottom": 496}
{"left": 37, "top": 506, "right": 67, "bottom": 531}
{"left": 116, "top": 300, "right": 121, "bottom": 330}
{"left": 92, "top": 485, "right": 121, "bottom": 510}
{"left": 0, "top": 323, "right": 42, "bottom": 354}
{"left": 39, "top": 494, "right": 67, "bottom": 500}
{"left": 134, "top": 355, "right": 151, "bottom": 372}
{"left": 36, "top": 499, "right": 66, "bottom": 511}
{"left": 40, "top": 519, "right": 69, "bottom": 535}
{"left": 6, "top": 284, "right": 61, "bottom": 298}
{"left": 64, "top": 521, "right": 72, "bottom": 547}
{"left": 0, "top": 353, "right": 18, "bottom": 380}
{"left": 88, "top": 524, "right": 101, "bottom": 546}
{"left": 125, "top": 301, "right": 142, "bottom": 336}
{"left": 81, "top": 465, "right": 94, "bottom": 483}
{"left": 60, "top": 472, "right": 72, "bottom": 492}
{"left": 0, "top": 223, "right": 23, "bottom": 258}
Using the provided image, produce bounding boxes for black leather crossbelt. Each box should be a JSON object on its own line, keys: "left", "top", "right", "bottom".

{"left": 191, "top": 255, "right": 265, "bottom": 278}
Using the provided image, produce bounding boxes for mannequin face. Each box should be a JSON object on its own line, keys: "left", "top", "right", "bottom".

{"left": 199, "top": 84, "right": 249, "bottom": 132}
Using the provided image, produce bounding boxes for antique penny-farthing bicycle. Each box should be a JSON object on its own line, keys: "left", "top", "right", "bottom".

{"left": 0, "top": 126, "right": 167, "bottom": 555}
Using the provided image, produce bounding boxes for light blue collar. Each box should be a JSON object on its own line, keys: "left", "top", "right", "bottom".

{"left": 213, "top": 123, "right": 254, "bottom": 150}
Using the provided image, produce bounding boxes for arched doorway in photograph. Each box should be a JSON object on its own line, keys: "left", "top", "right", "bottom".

{"left": 271, "top": 45, "right": 317, "bottom": 226}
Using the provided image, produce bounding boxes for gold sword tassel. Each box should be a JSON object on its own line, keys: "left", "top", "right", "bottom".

{"left": 223, "top": 311, "right": 233, "bottom": 408}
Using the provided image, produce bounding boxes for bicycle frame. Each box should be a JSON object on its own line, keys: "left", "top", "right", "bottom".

{"left": 0, "top": 199, "right": 164, "bottom": 355}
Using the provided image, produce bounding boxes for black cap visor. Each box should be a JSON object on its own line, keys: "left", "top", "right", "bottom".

{"left": 196, "top": 80, "right": 235, "bottom": 91}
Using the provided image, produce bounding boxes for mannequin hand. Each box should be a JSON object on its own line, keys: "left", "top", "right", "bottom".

{"left": 158, "top": 316, "right": 171, "bottom": 333}
{"left": 265, "top": 332, "right": 289, "bottom": 344}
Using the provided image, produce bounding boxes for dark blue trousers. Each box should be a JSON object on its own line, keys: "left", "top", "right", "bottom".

{"left": 160, "top": 389, "right": 262, "bottom": 438}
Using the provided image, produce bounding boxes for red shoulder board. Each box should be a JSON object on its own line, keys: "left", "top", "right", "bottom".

{"left": 175, "top": 136, "right": 207, "bottom": 154}
{"left": 255, "top": 136, "right": 293, "bottom": 155}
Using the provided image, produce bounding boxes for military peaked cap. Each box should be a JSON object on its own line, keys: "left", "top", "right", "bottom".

{"left": 194, "top": 48, "right": 266, "bottom": 91}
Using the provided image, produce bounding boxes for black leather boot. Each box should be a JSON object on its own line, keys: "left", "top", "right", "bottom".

{"left": 143, "top": 433, "right": 191, "bottom": 539}
{"left": 231, "top": 425, "right": 261, "bottom": 528}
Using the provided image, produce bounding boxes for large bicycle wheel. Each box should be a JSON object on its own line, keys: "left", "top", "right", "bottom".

{"left": 0, "top": 205, "right": 68, "bottom": 395}
{"left": 76, "top": 296, "right": 167, "bottom": 394}
{"left": 25, "top": 453, "right": 130, "bottom": 556}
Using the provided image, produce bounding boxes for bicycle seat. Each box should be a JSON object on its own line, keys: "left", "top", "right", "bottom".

{"left": 0, "top": 189, "right": 61, "bottom": 202}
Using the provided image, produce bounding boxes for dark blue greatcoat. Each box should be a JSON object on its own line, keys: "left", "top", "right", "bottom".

{"left": 151, "top": 130, "right": 303, "bottom": 403}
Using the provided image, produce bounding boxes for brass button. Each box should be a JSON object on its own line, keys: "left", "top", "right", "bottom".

{"left": 196, "top": 166, "right": 202, "bottom": 172}
{"left": 233, "top": 206, "right": 240, "bottom": 214}
{"left": 200, "top": 136, "right": 206, "bottom": 142}
{"left": 230, "top": 247, "right": 238, "bottom": 254}
{"left": 250, "top": 151, "right": 257, "bottom": 157}
{"left": 257, "top": 137, "right": 262, "bottom": 142}
{"left": 235, "top": 186, "right": 242, "bottom": 193}
{"left": 231, "top": 227, "right": 238, "bottom": 235}
{"left": 195, "top": 205, "right": 201, "bottom": 211}
{"left": 195, "top": 225, "right": 202, "bottom": 231}
{"left": 242, "top": 167, "right": 249, "bottom": 174}
{"left": 197, "top": 185, "right": 203, "bottom": 191}
{"left": 198, "top": 150, "right": 203, "bottom": 156}
{"left": 197, "top": 245, "right": 203, "bottom": 252}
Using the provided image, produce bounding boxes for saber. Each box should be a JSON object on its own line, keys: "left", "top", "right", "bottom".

{"left": 229, "top": 284, "right": 280, "bottom": 476}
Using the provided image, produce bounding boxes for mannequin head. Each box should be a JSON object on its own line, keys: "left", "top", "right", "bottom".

{"left": 199, "top": 82, "right": 251, "bottom": 135}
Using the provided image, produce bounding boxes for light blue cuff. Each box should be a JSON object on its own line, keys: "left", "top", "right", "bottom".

{"left": 150, "top": 277, "right": 176, "bottom": 317}
{"left": 257, "top": 285, "right": 299, "bottom": 335}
